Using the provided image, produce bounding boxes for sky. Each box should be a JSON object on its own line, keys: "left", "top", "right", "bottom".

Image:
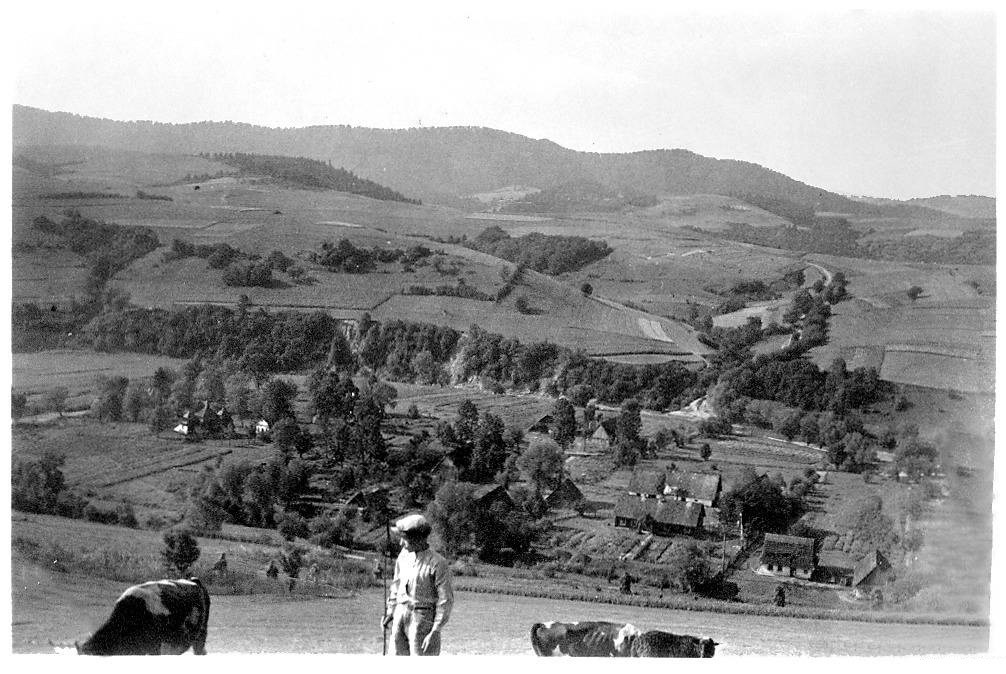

{"left": 8, "top": 2, "right": 998, "bottom": 199}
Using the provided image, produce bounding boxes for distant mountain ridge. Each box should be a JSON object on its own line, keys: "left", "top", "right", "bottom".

{"left": 10, "top": 105, "right": 985, "bottom": 222}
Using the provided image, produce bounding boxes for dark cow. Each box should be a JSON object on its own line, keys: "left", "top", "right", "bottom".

{"left": 77, "top": 578, "right": 210, "bottom": 655}
{"left": 530, "top": 621, "right": 639, "bottom": 657}
{"left": 619, "top": 629, "right": 718, "bottom": 658}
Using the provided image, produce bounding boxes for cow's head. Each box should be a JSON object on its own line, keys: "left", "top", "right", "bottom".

{"left": 530, "top": 622, "right": 565, "bottom": 656}
{"left": 613, "top": 623, "right": 641, "bottom": 656}
{"left": 699, "top": 637, "right": 719, "bottom": 658}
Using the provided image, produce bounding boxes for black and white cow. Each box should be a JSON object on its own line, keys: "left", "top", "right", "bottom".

{"left": 530, "top": 621, "right": 639, "bottom": 657}
{"left": 618, "top": 628, "right": 719, "bottom": 657}
{"left": 76, "top": 578, "right": 210, "bottom": 655}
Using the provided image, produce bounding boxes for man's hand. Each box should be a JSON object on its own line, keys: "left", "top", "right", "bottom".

{"left": 421, "top": 628, "right": 439, "bottom": 654}
{"left": 381, "top": 614, "right": 392, "bottom": 630}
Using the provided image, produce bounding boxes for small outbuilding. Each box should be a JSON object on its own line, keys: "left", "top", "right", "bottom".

{"left": 759, "top": 533, "right": 816, "bottom": 579}
{"left": 613, "top": 494, "right": 656, "bottom": 529}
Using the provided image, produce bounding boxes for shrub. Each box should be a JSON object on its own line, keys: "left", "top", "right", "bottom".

{"left": 161, "top": 528, "right": 201, "bottom": 575}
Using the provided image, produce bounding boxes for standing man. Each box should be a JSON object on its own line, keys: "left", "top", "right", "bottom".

{"left": 381, "top": 514, "right": 454, "bottom": 656}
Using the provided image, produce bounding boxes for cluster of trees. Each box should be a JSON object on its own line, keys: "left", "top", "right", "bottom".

{"left": 185, "top": 454, "right": 312, "bottom": 531}
{"left": 404, "top": 279, "right": 493, "bottom": 302}
{"left": 459, "top": 326, "right": 563, "bottom": 389}
{"left": 358, "top": 318, "right": 460, "bottom": 385}
{"left": 309, "top": 239, "right": 433, "bottom": 273}
{"left": 40, "top": 191, "right": 126, "bottom": 200}
{"left": 434, "top": 400, "right": 524, "bottom": 484}
{"left": 135, "top": 190, "right": 172, "bottom": 201}
{"left": 222, "top": 261, "right": 274, "bottom": 287}
{"left": 12, "top": 452, "right": 88, "bottom": 518}
{"left": 307, "top": 370, "right": 395, "bottom": 478}
{"left": 858, "top": 229, "right": 995, "bottom": 265}
{"left": 719, "top": 467, "right": 806, "bottom": 536}
{"left": 207, "top": 152, "right": 421, "bottom": 204}
{"left": 82, "top": 304, "right": 338, "bottom": 379}
{"left": 164, "top": 239, "right": 305, "bottom": 287}
{"left": 557, "top": 351, "right": 700, "bottom": 411}
{"left": 467, "top": 226, "right": 613, "bottom": 275}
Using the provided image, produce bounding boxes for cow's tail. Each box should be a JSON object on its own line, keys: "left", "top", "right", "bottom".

{"left": 188, "top": 576, "right": 210, "bottom": 655}
{"left": 530, "top": 623, "right": 555, "bottom": 656}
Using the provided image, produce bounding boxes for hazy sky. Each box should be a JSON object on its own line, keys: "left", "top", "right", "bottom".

{"left": 10, "top": 3, "right": 997, "bottom": 199}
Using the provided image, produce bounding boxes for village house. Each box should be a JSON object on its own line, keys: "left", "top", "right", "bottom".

{"left": 852, "top": 550, "right": 893, "bottom": 589}
{"left": 173, "top": 401, "right": 234, "bottom": 439}
{"left": 544, "top": 476, "right": 584, "bottom": 510}
{"left": 758, "top": 533, "right": 816, "bottom": 579}
{"left": 614, "top": 494, "right": 656, "bottom": 529}
{"left": 814, "top": 550, "right": 856, "bottom": 586}
{"left": 470, "top": 483, "right": 516, "bottom": 513}
{"left": 650, "top": 499, "right": 704, "bottom": 536}
{"left": 627, "top": 469, "right": 666, "bottom": 499}
{"left": 663, "top": 469, "right": 721, "bottom": 508}
{"left": 254, "top": 419, "right": 271, "bottom": 438}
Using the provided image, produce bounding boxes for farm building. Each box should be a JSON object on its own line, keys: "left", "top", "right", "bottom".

{"left": 758, "top": 533, "right": 816, "bottom": 579}
{"left": 614, "top": 494, "right": 656, "bottom": 529}
{"left": 627, "top": 470, "right": 666, "bottom": 498}
{"left": 815, "top": 550, "right": 856, "bottom": 586}
{"left": 853, "top": 550, "right": 893, "bottom": 588}
{"left": 581, "top": 423, "right": 612, "bottom": 452}
{"left": 255, "top": 419, "right": 271, "bottom": 437}
{"left": 544, "top": 477, "right": 584, "bottom": 509}
{"left": 663, "top": 469, "right": 721, "bottom": 507}
{"left": 651, "top": 499, "right": 704, "bottom": 536}
{"left": 469, "top": 483, "right": 516, "bottom": 513}
{"left": 527, "top": 413, "right": 553, "bottom": 434}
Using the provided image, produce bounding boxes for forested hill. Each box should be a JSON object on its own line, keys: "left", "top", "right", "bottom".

{"left": 9, "top": 105, "right": 970, "bottom": 222}
{"left": 208, "top": 153, "right": 420, "bottom": 204}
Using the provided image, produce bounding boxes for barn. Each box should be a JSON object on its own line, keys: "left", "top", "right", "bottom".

{"left": 650, "top": 499, "right": 704, "bottom": 536}
{"left": 544, "top": 477, "right": 584, "bottom": 509}
{"left": 758, "top": 533, "right": 815, "bottom": 579}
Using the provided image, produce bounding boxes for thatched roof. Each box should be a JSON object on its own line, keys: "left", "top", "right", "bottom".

{"left": 760, "top": 533, "right": 815, "bottom": 570}
{"left": 614, "top": 494, "right": 655, "bottom": 521}
{"left": 627, "top": 470, "right": 665, "bottom": 496}
{"left": 652, "top": 499, "right": 703, "bottom": 528}
{"left": 664, "top": 469, "right": 721, "bottom": 503}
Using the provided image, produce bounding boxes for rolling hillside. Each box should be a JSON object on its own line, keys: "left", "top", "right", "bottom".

{"left": 14, "top": 105, "right": 974, "bottom": 224}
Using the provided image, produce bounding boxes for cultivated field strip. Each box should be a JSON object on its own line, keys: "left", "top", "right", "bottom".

{"left": 68, "top": 444, "right": 233, "bottom": 489}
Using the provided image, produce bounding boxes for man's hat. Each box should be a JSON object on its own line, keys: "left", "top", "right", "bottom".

{"left": 393, "top": 513, "right": 432, "bottom": 538}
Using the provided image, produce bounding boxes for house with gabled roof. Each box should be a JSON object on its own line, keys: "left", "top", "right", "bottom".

{"left": 663, "top": 469, "right": 722, "bottom": 507}
{"left": 544, "top": 476, "right": 584, "bottom": 510}
{"left": 651, "top": 499, "right": 704, "bottom": 536}
{"left": 469, "top": 482, "right": 515, "bottom": 513}
{"left": 852, "top": 550, "right": 892, "bottom": 588}
{"left": 759, "top": 533, "right": 815, "bottom": 579}
{"left": 614, "top": 494, "right": 656, "bottom": 529}
{"left": 815, "top": 550, "right": 856, "bottom": 586}
{"left": 627, "top": 469, "right": 665, "bottom": 498}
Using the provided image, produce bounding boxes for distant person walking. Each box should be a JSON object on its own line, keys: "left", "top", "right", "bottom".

{"left": 381, "top": 514, "right": 454, "bottom": 656}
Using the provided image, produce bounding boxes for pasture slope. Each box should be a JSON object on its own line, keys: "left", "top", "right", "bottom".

{"left": 14, "top": 569, "right": 987, "bottom": 655}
